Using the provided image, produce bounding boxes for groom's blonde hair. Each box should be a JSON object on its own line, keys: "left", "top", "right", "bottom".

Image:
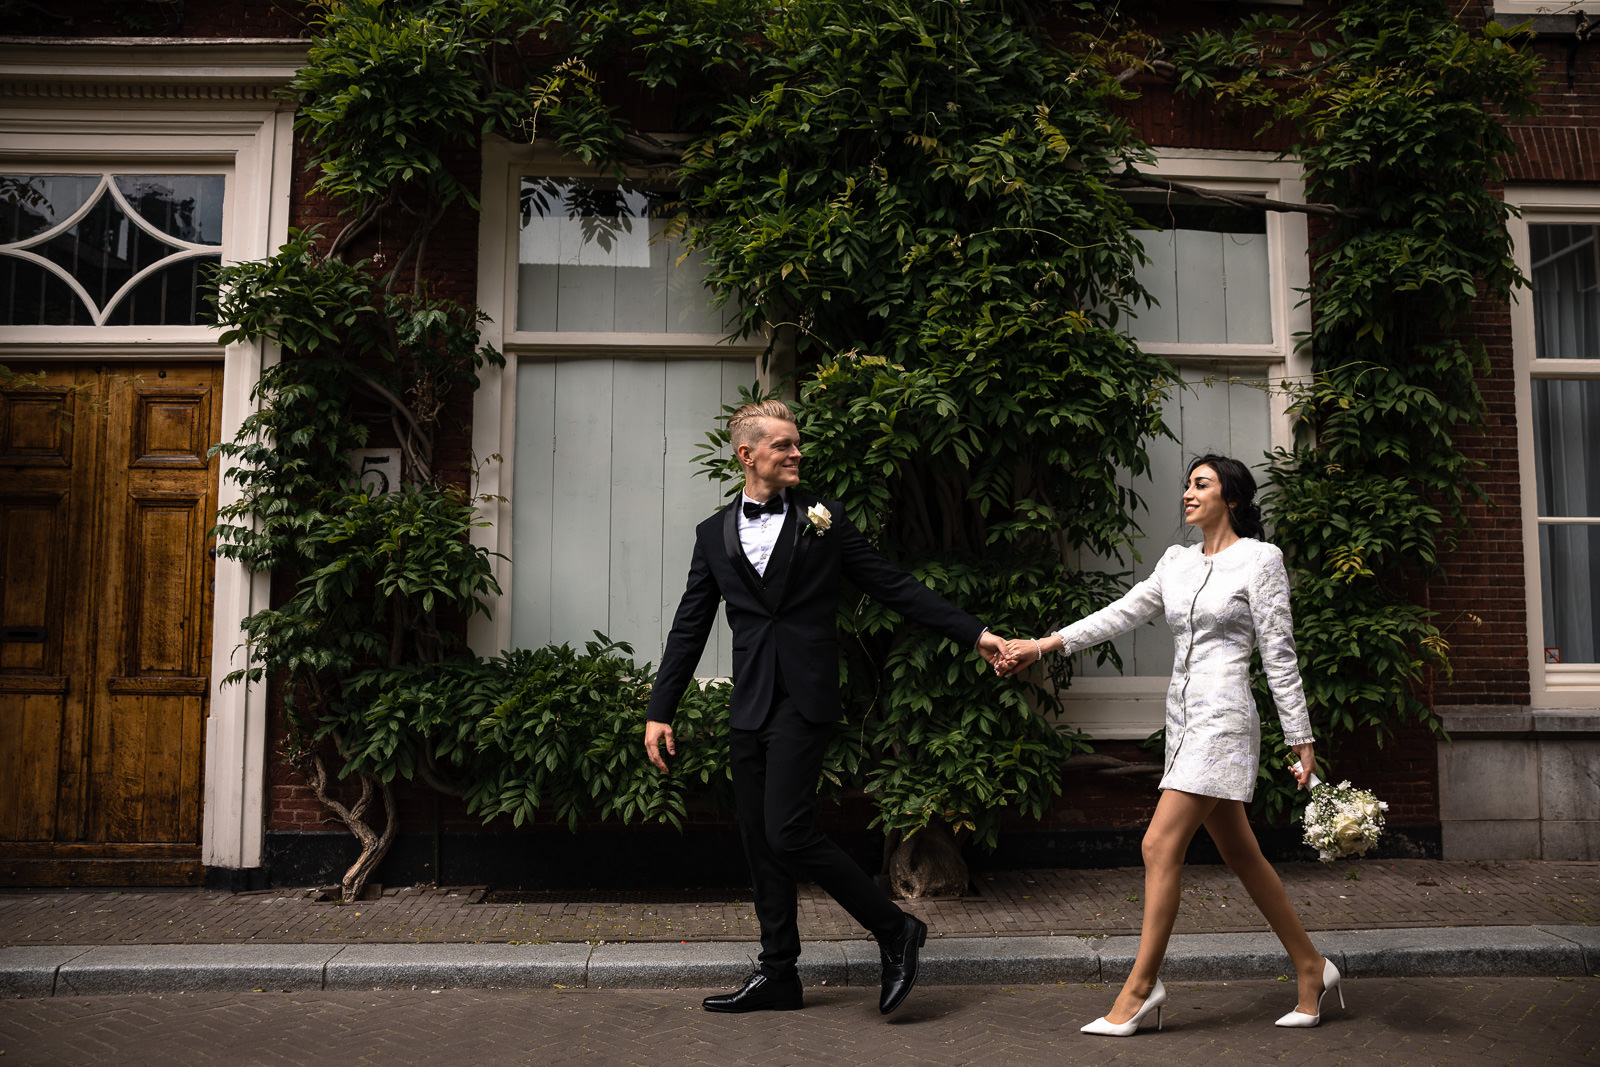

{"left": 728, "top": 399, "right": 795, "bottom": 451}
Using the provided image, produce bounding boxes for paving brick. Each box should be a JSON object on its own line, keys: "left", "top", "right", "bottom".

{"left": 1, "top": 860, "right": 1591, "bottom": 950}
{"left": 1, "top": 979, "right": 1596, "bottom": 1066}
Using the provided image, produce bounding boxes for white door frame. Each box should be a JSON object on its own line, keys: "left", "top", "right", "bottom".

{"left": 0, "top": 42, "right": 305, "bottom": 869}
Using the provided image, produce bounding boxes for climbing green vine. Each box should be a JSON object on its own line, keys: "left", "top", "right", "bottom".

{"left": 650, "top": 0, "right": 1173, "bottom": 886}
{"left": 1167, "top": 0, "right": 1541, "bottom": 818}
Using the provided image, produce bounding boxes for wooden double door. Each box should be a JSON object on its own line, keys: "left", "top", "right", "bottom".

{"left": 0, "top": 363, "right": 222, "bottom": 885}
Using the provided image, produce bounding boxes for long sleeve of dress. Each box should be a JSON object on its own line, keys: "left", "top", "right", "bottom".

{"left": 1050, "top": 545, "right": 1183, "bottom": 655}
{"left": 1248, "top": 542, "right": 1314, "bottom": 747}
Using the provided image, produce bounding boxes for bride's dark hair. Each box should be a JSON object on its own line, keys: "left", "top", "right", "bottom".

{"left": 1187, "top": 454, "right": 1266, "bottom": 541}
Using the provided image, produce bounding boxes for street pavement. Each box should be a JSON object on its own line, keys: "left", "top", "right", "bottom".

{"left": 0, "top": 859, "right": 1597, "bottom": 1063}
{"left": 3, "top": 979, "right": 1597, "bottom": 1065}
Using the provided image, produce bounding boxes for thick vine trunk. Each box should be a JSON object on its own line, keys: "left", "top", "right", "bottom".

{"left": 303, "top": 753, "right": 399, "bottom": 904}
{"left": 887, "top": 817, "right": 969, "bottom": 899}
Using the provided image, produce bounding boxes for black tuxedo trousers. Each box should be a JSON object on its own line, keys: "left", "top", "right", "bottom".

{"left": 731, "top": 694, "right": 901, "bottom": 976}
{"left": 646, "top": 491, "right": 985, "bottom": 975}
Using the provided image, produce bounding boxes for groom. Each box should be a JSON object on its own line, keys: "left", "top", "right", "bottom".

{"left": 645, "top": 399, "right": 1005, "bottom": 1015}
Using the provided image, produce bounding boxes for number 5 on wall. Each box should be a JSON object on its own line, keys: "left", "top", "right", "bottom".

{"left": 349, "top": 448, "right": 401, "bottom": 496}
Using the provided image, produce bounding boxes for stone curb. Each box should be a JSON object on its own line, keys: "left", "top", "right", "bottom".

{"left": 3, "top": 926, "right": 1595, "bottom": 997}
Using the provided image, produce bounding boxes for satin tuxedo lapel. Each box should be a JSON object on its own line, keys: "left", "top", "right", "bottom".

{"left": 790, "top": 492, "right": 820, "bottom": 580}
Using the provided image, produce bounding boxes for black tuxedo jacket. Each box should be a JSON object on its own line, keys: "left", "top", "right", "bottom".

{"left": 646, "top": 489, "right": 986, "bottom": 731}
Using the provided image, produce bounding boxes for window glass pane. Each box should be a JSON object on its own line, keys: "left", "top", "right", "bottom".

{"left": 511, "top": 356, "right": 748, "bottom": 672}
{"left": 1077, "top": 368, "right": 1272, "bottom": 678}
{"left": 1126, "top": 195, "right": 1271, "bottom": 345}
{"left": 0, "top": 175, "right": 101, "bottom": 242}
{"left": 1538, "top": 524, "right": 1600, "bottom": 664}
{"left": 516, "top": 177, "right": 727, "bottom": 334}
{"left": 102, "top": 255, "right": 220, "bottom": 326}
{"left": 1532, "top": 378, "right": 1600, "bottom": 518}
{"left": 113, "top": 176, "right": 224, "bottom": 245}
{"left": 0, "top": 172, "right": 224, "bottom": 326}
{"left": 1529, "top": 223, "right": 1600, "bottom": 360}
{"left": 0, "top": 256, "right": 92, "bottom": 325}
{"left": 37, "top": 192, "right": 166, "bottom": 316}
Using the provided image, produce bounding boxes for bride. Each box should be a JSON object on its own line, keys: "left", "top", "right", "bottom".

{"left": 999, "top": 455, "right": 1343, "bottom": 1035}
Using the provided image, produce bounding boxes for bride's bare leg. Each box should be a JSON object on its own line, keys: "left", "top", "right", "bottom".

{"left": 1202, "top": 800, "right": 1325, "bottom": 1013}
{"left": 1103, "top": 789, "right": 1217, "bottom": 1024}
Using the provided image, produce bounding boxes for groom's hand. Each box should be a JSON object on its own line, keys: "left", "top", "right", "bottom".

{"left": 645, "top": 720, "right": 676, "bottom": 772}
{"left": 976, "top": 630, "right": 1008, "bottom": 673}
{"left": 995, "top": 638, "right": 1037, "bottom": 677}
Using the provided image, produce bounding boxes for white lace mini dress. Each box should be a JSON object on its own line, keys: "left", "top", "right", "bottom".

{"left": 1051, "top": 538, "right": 1314, "bottom": 802}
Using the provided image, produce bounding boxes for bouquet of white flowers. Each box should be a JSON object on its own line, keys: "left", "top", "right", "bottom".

{"left": 1299, "top": 772, "right": 1388, "bottom": 862}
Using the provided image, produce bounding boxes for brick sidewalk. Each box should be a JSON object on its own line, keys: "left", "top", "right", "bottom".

{"left": 1, "top": 859, "right": 1592, "bottom": 947}
{"left": 6, "top": 978, "right": 1598, "bottom": 1066}
{"left": 6, "top": 979, "right": 1593, "bottom": 1067}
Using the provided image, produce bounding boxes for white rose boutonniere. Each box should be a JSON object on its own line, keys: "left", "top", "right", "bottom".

{"left": 804, "top": 503, "right": 832, "bottom": 537}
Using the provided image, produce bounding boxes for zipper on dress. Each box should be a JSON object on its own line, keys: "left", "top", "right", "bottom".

{"left": 1174, "top": 557, "right": 1214, "bottom": 741}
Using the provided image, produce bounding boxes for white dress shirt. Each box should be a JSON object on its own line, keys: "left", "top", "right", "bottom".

{"left": 737, "top": 490, "right": 787, "bottom": 576}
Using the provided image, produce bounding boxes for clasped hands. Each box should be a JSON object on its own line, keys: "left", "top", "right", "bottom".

{"left": 982, "top": 632, "right": 1050, "bottom": 678}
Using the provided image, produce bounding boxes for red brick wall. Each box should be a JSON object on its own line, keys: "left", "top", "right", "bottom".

{"left": 1427, "top": 294, "right": 1531, "bottom": 707}
{"left": 263, "top": 122, "right": 489, "bottom": 832}
{"left": 1112, "top": 80, "right": 1292, "bottom": 155}
{"left": 1506, "top": 33, "right": 1600, "bottom": 183}
{"left": 6, "top": 1, "right": 308, "bottom": 38}
{"left": 1012, "top": 742, "right": 1162, "bottom": 831}
{"left": 1000, "top": 726, "right": 1440, "bottom": 831}
{"left": 267, "top": 747, "right": 494, "bottom": 835}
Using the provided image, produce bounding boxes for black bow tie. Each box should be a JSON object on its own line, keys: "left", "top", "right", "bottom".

{"left": 743, "top": 496, "right": 784, "bottom": 519}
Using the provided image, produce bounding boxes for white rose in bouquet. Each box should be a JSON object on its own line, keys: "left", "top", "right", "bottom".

{"left": 1295, "top": 768, "right": 1387, "bottom": 863}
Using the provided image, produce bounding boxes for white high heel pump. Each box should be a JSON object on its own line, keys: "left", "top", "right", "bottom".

{"left": 1081, "top": 978, "right": 1167, "bottom": 1036}
{"left": 1275, "top": 957, "right": 1343, "bottom": 1027}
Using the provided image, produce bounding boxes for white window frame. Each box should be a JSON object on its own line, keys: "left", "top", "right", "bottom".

{"left": 1505, "top": 186, "right": 1600, "bottom": 705}
{"left": 469, "top": 136, "right": 769, "bottom": 657}
{"left": 0, "top": 42, "right": 303, "bottom": 868}
{"left": 1492, "top": 2, "right": 1598, "bottom": 14}
{"left": 1061, "top": 149, "right": 1313, "bottom": 739}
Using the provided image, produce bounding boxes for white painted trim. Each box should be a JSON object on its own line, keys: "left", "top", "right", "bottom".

{"left": 2, "top": 49, "right": 301, "bottom": 868}
{"left": 467, "top": 138, "right": 515, "bottom": 657}
{"left": 1491, "top": 2, "right": 1596, "bottom": 14}
{"left": 507, "top": 335, "right": 764, "bottom": 354}
{"left": 1503, "top": 185, "right": 1600, "bottom": 707}
{"left": 1058, "top": 676, "right": 1167, "bottom": 740}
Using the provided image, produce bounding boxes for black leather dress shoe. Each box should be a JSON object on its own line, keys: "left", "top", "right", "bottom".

{"left": 878, "top": 912, "right": 928, "bottom": 1014}
{"left": 702, "top": 971, "right": 804, "bottom": 1013}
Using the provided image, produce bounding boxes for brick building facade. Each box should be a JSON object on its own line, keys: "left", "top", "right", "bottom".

{"left": 1, "top": 1, "right": 1594, "bottom": 889}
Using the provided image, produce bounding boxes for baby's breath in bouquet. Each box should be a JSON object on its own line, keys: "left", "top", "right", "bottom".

{"left": 1299, "top": 772, "right": 1387, "bottom": 862}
